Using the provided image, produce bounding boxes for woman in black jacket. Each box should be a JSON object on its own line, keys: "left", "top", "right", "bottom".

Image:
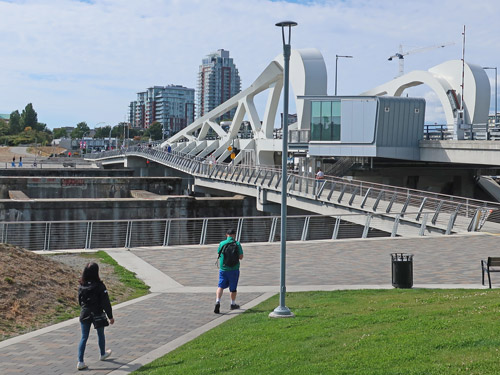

{"left": 77, "top": 262, "right": 115, "bottom": 371}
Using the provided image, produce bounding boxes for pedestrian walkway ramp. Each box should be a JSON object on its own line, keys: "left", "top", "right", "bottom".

{"left": 86, "top": 147, "right": 500, "bottom": 238}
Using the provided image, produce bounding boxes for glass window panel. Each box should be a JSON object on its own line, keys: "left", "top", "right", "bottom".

{"left": 311, "top": 101, "right": 321, "bottom": 117}
{"left": 321, "top": 101, "right": 332, "bottom": 124}
{"left": 311, "top": 122, "right": 322, "bottom": 140}
{"left": 332, "top": 100, "right": 341, "bottom": 116}
{"left": 333, "top": 123, "right": 341, "bottom": 141}
{"left": 322, "top": 120, "right": 333, "bottom": 141}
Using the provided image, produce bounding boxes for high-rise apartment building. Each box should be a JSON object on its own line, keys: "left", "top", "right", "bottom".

{"left": 129, "top": 85, "right": 195, "bottom": 137}
{"left": 197, "top": 49, "right": 241, "bottom": 121}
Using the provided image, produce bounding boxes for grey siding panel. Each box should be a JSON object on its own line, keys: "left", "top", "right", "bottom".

{"left": 376, "top": 97, "right": 425, "bottom": 148}
{"left": 341, "top": 100, "right": 354, "bottom": 143}
{"left": 341, "top": 99, "right": 376, "bottom": 144}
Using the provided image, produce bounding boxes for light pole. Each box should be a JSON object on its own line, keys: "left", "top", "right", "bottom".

{"left": 108, "top": 127, "right": 112, "bottom": 150}
{"left": 335, "top": 55, "right": 353, "bottom": 96}
{"left": 483, "top": 67, "right": 498, "bottom": 131}
{"left": 94, "top": 122, "right": 106, "bottom": 153}
{"left": 270, "top": 20, "right": 297, "bottom": 319}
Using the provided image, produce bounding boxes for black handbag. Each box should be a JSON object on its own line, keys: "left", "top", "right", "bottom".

{"left": 92, "top": 312, "right": 109, "bottom": 329}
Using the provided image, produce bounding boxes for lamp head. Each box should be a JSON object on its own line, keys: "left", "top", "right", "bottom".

{"left": 276, "top": 20, "right": 298, "bottom": 45}
{"left": 275, "top": 21, "right": 298, "bottom": 27}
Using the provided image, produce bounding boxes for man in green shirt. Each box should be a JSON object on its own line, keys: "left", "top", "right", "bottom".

{"left": 214, "top": 229, "right": 244, "bottom": 314}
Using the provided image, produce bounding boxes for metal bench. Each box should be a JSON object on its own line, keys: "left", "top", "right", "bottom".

{"left": 481, "top": 257, "right": 500, "bottom": 288}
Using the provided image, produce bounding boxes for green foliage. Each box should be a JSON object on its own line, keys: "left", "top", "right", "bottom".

{"left": 94, "top": 125, "right": 112, "bottom": 139}
{"left": 5, "top": 105, "right": 52, "bottom": 143}
{"left": 20, "top": 103, "right": 38, "bottom": 130}
{"left": 71, "top": 122, "right": 90, "bottom": 139}
{"left": 128, "top": 127, "right": 142, "bottom": 138}
{"left": 0, "top": 120, "right": 9, "bottom": 137}
{"left": 134, "top": 289, "right": 500, "bottom": 375}
{"left": 53, "top": 128, "right": 68, "bottom": 139}
{"left": 145, "top": 121, "right": 163, "bottom": 141}
{"left": 0, "top": 128, "right": 52, "bottom": 146}
{"left": 9, "top": 110, "right": 22, "bottom": 134}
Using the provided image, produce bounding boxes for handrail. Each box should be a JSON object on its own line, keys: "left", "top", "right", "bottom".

{"left": 85, "top": 147, "right": 500, "bottom": 229}
{"left": 0, "top": 212, "right": 449, "bottom": 252}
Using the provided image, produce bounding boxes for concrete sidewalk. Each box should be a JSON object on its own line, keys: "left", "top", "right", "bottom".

{"left": 0, "top": 233, "right": 498, "bottom": 374}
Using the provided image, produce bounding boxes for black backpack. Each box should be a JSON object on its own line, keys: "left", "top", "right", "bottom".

{"left": 217, "top": 241, "right": 240, "bottom": 268}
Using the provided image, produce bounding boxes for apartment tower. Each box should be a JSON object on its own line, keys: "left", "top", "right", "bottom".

{"left": 197, "top": 49, "right": 241, "bottom": 121}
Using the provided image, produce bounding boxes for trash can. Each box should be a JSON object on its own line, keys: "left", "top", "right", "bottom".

{"left": 391, "top": 253, "right": 413, "bottom": 288}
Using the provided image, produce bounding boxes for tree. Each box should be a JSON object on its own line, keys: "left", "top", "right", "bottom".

{"left": 111, "top": 125, "right": 123, "bottom": 139}
{"left": 94, "top": 126, "right": 112, "bottom": 139}
{"left": 146, "top": 121, "right": 163, "bottom": 141}
{"left": 20, "top": 103, "right": 38, "bottom": 130}
{"left": 53, "top": 128, "right": 68, "bottom": 139}
{"left": 9, "top": 110, "right": 22, "bottom": 134}
{"left": 0, "top": 119, "right": 9, "bottom": 137}
{"left": 71, "top": 121, "right": 90, "bottom": 139}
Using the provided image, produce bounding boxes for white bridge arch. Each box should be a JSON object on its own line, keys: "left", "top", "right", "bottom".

{"left": 163, "top": 49, "right": 490, "bottom": 164}
{"left": 162, "top": 48, "right": 327, "bottom": 165}
{"left": 362, "top": 60, "right": 490, "bottom": 135}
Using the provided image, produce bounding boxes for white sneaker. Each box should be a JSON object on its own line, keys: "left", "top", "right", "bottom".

{"left": 77, "top": 361, "right": 88, "bottom": 370}
{"left": 100, "top": 349, "right": 112, "bottom": 361}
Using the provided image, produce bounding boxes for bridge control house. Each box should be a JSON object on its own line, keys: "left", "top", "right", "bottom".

{"left": 296, "top": 96, "right": 426, "bottom": 161}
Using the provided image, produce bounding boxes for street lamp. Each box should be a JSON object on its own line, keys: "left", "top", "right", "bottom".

{"left": 483, "top": 67, "right": 498, "bottom": 131}
{"left": 270, "top": 20, "right": 297, "bottom": 319}
{"left": 94, "top": 122, "right": 106, "bottom": 153}
{"left": 335, "top": 55, "right": 353, "bottom": 96}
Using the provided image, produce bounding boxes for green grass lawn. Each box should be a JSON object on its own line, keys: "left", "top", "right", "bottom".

{"left": 134, "top": 289, "right": 500, "bottom": 375}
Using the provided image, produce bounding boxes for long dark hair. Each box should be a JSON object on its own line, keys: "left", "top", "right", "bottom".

{"left": 79, "top": 262, "right": 101, "bottom": 285}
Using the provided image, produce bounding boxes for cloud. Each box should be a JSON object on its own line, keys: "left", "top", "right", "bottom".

{"left": 0, "top": 0, "right": 499, "bottom": 127}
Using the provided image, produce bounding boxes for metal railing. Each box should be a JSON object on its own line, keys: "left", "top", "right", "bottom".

{"left": 0, "top": 212, "right": 457, "bottom": 252}
{"left": 85, "top": 146, "right": 500, "bottom": 233}
{"left": 423, "top": 123, "right": 500, "bottom": 141}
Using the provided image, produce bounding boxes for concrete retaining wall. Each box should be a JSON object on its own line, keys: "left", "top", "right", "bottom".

{"left": 0, "top": 177, "right": 183, "bottom": 199}
{"left": 0, "top": 195, "right": 259, "bottom": 222}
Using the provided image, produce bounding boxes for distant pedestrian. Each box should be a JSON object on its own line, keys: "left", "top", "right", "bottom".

{"left": 18, "top": 156, "right": 22, "bottom": 167}
{"left": 315, "top": 168, "right": 324, "bottom": 180}
{"left": 77, "top": 262, "right": 114, "bottom": 371}
{"left": 214, "top": 229, "right": 244, "bottom": 314}
{"left": 11, "top": 156, "right": 15, "bottom": 167}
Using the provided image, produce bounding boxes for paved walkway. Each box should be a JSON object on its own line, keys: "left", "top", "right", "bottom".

{"left": 1, "top": 233, "right": 499, "bottom": 374}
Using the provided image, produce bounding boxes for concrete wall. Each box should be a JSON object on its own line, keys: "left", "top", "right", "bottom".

{"left": 0, "top": 195, "right": 260, "bottom": 222}
{"left": 0, "top": 177, "right": 183, "bottom": 199}
{"left": 350, "top": 165, "right": 488, "bottom": 197}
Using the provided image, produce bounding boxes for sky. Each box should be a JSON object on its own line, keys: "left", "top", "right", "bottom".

{"left": 0, "top": 0, "right": 499, "bottom": 129}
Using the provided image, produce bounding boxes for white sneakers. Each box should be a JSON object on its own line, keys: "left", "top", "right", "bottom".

{"left": 100, "top": 349, "right": 112, "bottom": 361}
{"left": 77, "top": 349, "right": 112, "bottom": 370}
{"left": 77, "top": 362, "right": 88, "bottom": 370}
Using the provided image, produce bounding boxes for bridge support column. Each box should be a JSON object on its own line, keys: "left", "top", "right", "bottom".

{"left": 256, "top": 186, "right": 281, "bottom": 214}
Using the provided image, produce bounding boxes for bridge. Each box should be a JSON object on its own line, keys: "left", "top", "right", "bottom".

{"left": 86, "top": 147, "right": 500, "bottom": 238}
{"left": 86, "top": 48, "right": 500, "bottom": 237}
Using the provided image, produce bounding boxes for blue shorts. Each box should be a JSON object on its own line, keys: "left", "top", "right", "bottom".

{"left": 218, "top": 269, "right": 240, "bottom": 292}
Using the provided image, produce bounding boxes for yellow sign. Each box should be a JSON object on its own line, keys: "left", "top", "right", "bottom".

{"left": 230, "top": 152, "right": 236, "bottom": 159}
{"left": 227, "top": 146, "right": 233, "bottom": 152}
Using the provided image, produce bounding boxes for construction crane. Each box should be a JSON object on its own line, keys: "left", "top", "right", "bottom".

{"left": 388, "top": 42, "right": 454, "bottom": 77}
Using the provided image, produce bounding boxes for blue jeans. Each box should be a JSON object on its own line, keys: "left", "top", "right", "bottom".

{"left": 78, "top": 321, "right": 105, "bottom": 362}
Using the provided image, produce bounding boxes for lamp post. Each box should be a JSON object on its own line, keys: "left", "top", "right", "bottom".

{"left": 94, "top": 122, "right": 106, "bottom": 153}
{"left": 483, "top": 67, "right": 498, "bottom": 130}
{"left": 335, "top": 55, "right": 353, "bottom": 96}
{"left": 270, "top": 20, "right": 297, "bottom": 319}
